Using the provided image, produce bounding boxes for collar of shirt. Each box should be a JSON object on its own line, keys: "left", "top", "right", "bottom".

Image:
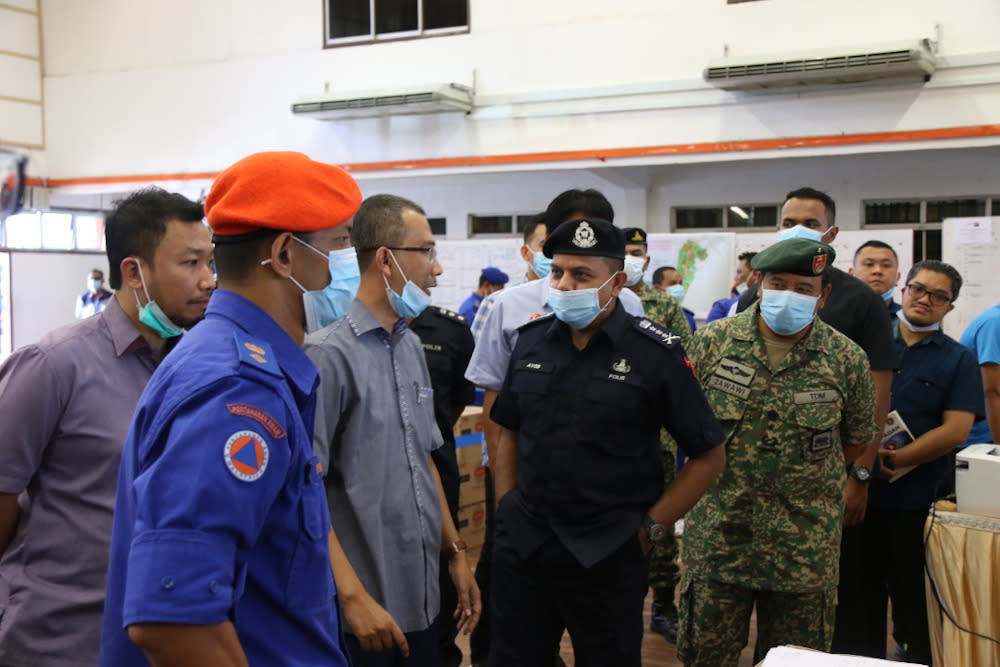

{"left": 730, "top": 301, "right": 829, "bottom": 353}
{"left": 101, "top": 295, "right": 150, "bottom": 358}
{"left": 345, "top": 299, "right": 409, "bottom": 341}
{"left": 542, "top": 297, "right": 631, "bottom": 346}
{"left": 893, "top": 318, "right": 946, "bottom": 348}
{"left": 206, "top": 289, "right": 319, "bottom": 397}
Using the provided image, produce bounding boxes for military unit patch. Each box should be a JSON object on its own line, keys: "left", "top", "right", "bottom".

{"left": 226, "top": 403, "right": 286, "bottom": 439}
{"left": 224, "top": 430, "right": 269, "bottom": 482}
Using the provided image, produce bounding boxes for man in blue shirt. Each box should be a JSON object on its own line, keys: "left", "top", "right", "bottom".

{"left": 706, "top": 251, "right": 757, "bottom": 323}
{"left": 100, "top": 151, "right": 363, "bottom": 667}
{"left": 960, "top": 302, "right": 1000, "bottom": 446}
{"left": 856, "top": 261, "right": 983, "bottom": 663}
{"left": 458, "top": 267, "right": 509, "bottom": 324}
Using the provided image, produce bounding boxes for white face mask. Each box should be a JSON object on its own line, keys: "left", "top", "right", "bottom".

{"left": 623, "top": 255, "right": 646, "bottom": 287}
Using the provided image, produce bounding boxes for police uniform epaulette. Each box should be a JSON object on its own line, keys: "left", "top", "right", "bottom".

{"left": 433, "top": 305, "right": 466, "bottom": 323}
{"left": 233, "top": 331, "right": 283, "bottom": 379}
{"left": 516, "top": 312, "right": 556, "bottom": 331}
{"left": 633, "top": 318, "right": 683, "bottom": 348}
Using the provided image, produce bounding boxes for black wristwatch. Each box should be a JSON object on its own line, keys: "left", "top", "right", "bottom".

{"left": 848, "top": 464, "right": 872, "bottom": 483}
{"left": 642, "top": 515, "right": 669, "bottom": 544}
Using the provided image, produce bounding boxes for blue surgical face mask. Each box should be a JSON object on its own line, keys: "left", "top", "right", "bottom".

{"left": 532, "top": 251, "right": 552, "bottom": 279}
{"left": 778, "top": 225, "right": 825, "bottom": 242}
{"left": 133, "top": 261, "right": 185, "bottom": 339}
{"left": 287, "top": 238, "right": 359, "bottom": 333}
{"left": 759, "top": 288, "right": 819, "bottom": 335}
{"left": 623, "top": 255, "right": 646, "bottom": 287}
{"left": 881, "top": 287, "right": 895, "bottom": 302}
{"left": 87, "top": 277, "right": 102, "bottom": 292}
{"left": 666, "top": 284, "right": 686, "bottom": 302}
{"left": 384, "top": 250, "right": 431, "bottom": 318}
{"left": 547, "top": 273, "right": 618, "bottom": 329}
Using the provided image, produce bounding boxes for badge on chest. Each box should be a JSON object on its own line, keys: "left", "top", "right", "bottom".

{"left": 707, "top": 358, "right": 756, "bottom": 400}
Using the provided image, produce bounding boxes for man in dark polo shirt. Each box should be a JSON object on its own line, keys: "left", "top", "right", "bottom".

{"left": 489, "top": 218, "right": 725, "bottom": 667}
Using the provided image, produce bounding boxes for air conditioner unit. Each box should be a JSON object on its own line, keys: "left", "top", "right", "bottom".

{"left": 291, "top": 83, "right": 474, "bottom": 120}
{"left": 704, "top": 41, "right": 936, "bottom": 91}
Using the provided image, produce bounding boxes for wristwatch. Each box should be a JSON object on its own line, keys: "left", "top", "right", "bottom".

{"left": 848, "top": 464, "right": 872, "bottom": 483}
{"left": 445, "top": 539, "right": 468, "bottom": 560}
{"left": 642, "top": 515, "right": 669, "bottom": 544}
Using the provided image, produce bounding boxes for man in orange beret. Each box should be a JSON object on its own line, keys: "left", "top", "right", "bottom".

{"left": 100, "top": 151, "right": 363, "bottom": 667}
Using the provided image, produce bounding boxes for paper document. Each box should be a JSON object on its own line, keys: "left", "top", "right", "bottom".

{"left": 762, "top": 645, "right": 927, "bottom": 666}
{"left": 953, "top": 217, "right": 993, "bottom": 245}
{"left": 881, "top": 409, "right": 916, "bottom": 482}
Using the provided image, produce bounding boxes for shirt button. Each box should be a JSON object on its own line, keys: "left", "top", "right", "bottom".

{"left": 209, "top": 580, "right": 219, "bottom": 594}
{"left": 160, "top": 576, "right": 175, "bottom": 591}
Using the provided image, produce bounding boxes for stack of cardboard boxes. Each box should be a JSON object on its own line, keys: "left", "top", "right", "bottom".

{"left": 454, "top": 406, "right": 487, "bottom": 551}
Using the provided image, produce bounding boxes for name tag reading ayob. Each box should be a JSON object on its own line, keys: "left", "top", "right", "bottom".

{"left": 794, "top": 390, "right": 836, "bottom": 404}
{"left": 515, "top": 360, "right": 554, "bottom": 373}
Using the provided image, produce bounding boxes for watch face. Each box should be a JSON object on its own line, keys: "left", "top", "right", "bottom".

{"left": 648, "top": 523, "right": 668, "bottom": 543}
{"left": 853, "top": 466, "right": 871, "bottom": 481}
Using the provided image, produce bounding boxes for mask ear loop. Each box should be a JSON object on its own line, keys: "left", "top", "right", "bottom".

{"left": 383, "top": 249, "right": 410, "bottom": 293}
{"left": 597, "top": 271, "right": 620, "bottom": 311}
{"left": 131, "top": 259, "right": 153, "bottom": 309}
{"left": 261, "top": 257, "right": 310, "bottom": 294}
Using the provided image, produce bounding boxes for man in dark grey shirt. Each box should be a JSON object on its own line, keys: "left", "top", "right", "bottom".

{"left": 305, "top": 194, "right": 480, "bottom": 667}
{"left": 0, "top": 189, "right": 215, "bottom": 667}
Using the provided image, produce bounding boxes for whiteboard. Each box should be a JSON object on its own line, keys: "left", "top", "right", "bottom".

{"left": 941, "top": 217, "right": 1000, "bottom": 340}
{"left": 433, "top": 238, "right": 525, "bottom": 312}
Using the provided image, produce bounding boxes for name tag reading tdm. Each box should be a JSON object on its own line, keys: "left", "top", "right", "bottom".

{"left": 794, "top": 390, "right": 836, "bottom": 405}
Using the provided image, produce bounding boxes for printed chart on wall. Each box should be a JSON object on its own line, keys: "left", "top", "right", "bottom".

{"left": 942, "top": 217, "right": 1000, "bottom": 339}
{"left": 432, "top": 238, "right": 525, "bottom": 313}
{"left": 0, "top": 252, "right": 10, "bottom": 361}
{"left": 646, "top": 233, "right": 736, "bottom": 319}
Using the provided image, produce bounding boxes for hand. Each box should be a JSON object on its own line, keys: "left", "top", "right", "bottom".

{"left": 638, "top": 529, "right": 654, "bottom": 557}
{"left": 878, "top": 447, "right": 906, "bottom": 475}
{"left": 341, "top": 590, "right": 409, "bottom": 656}
{"left": 448, "top": 551, "right": 482, "bottom": 634}
{"left": 843, "top": 477, "right": 869, "bottom": 526}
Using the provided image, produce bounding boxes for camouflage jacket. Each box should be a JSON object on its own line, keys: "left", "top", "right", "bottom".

{"left": 634, "top": 283, "right": 692, "bottom": 347}
{"left": 683, "top": 303, "right": 878, "bottom": 592}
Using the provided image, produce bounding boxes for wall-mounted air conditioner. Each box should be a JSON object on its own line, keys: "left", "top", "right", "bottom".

{"left": 291, "top": 83, "right": 474, "bottom": 120}
{"left": 704, "top": 40, "right": 936, "bottom": 91}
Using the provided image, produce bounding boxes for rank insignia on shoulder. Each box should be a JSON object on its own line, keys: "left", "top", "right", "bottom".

{"left": 234, "top": 332, "right": 282, "bottom": 379}
{"left": 633, "top": 318, "right": 681, "bottom": 347}
{"left": 434, "top": 306, "right": 466, "bottom": 323}
{"left": 518, "top": 312, "right": 556, "bottom": 330}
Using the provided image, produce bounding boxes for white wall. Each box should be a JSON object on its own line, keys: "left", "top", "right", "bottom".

{"left": 33, "top": 0, "right": 1000, "bottom": 181}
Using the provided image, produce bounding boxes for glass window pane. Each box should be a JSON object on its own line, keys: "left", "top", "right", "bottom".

{"left": 675, "top": 208, "right": 723, "bottom": 230}
{"left": 470, "top": 215, "right": 513, "bottom": 235}
{"left": 864, "top": 201, "right": 921, "bottom": 225}
{"left": 75, "top": 214, "right": 106, "bottom": 250}
{"left": 726, "top": 205, "right": 777, "bottom": 229}
{"left": 424, "top": 0, "right": 467, "bottom": 29}
{"left": 926, "top": 198, "right": 986, "bottom": 223}
{"left": 427, "top": 217, "right": 446, "bottom": 236}
{"left": 375, "top": 0, "right": 417, "bottom": 34}
{"left": 4, "top": 211, "right": 41, "bottom": 248}
{"left": 923, "top": 229, "right": 942, "bottom": 260}
{"left": 749, "top": 205, "right": 777, "bottom": 228}
{"left": 328, "top": 0, "right": 371, "bottom": 39}
{"left": 41, "top": 212, "right": 74, "bottom": 249}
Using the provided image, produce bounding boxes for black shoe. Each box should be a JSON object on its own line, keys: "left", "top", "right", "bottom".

{"left": 650, "top": 600, "right": 678, "bottom": 643}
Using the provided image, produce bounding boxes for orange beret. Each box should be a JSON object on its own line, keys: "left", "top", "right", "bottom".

{"left": 205, "top": 151, "right": 362, "bottom": 239}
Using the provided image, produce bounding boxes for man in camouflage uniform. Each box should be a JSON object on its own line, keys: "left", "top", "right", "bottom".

{"left": 622, "top": 227, "right": 690, "bottom": 642}
{"left": 678, "top": 238, "right": 879, "bottom": 666}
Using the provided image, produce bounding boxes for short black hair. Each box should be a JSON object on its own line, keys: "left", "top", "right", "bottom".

{"left": 784, "top": 187, "right": 836, "bottom": 225}
{"left": 737, "top": 251, "right": 757, "bottom": 263}
{"left": 853, "top": 239, "right": 899, "bottom": 263}
{"left": 91, "top": 268, "right": 104, "bottom": 278}
{"left": 522, "top": 212, "right": 546, "bottom": 246}
{"left": 352, "top": 194, "right": 426, "bottom": 270}
{"left": 105, "top": 187, "right": 204, "bottom": 290}
{"left": 652, "top": 266, "right": 677, "bottom": 285}
{"left": 906, "top": 260, "right": 963, "bottom": 301}
{"left": 545, "top": 189, "right": 614, "bottom": 232}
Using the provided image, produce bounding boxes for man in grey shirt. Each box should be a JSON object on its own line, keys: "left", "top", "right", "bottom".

{"left": 0, "top": 188, "right": 215, "bottom": 667}
{"left": 305, "top": 194, "right": 480, "bottom": 667}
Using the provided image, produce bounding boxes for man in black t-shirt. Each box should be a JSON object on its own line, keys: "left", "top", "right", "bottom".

{"left": 734, "top": 187, "right": 896, "bottom": 658}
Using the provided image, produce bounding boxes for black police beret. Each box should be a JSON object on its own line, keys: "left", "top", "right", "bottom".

{"left": 542, "top": 218, "right": 625, "bottom": 260}
{"left": 751, "top": 238, "right": 836, "bottom": 276}
{"left": 622, "top": 227, "right": 648, "bottom": 245}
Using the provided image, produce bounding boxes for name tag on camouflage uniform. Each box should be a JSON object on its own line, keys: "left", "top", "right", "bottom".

{"left": 794, "top": 390, "right": 836, "bottom": 404}
{"left": 707, "top": 359, "right": 755, "bottom": 399}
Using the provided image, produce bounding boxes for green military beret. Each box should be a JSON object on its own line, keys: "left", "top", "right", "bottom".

{"left": 751, "top": 238, "right": 836, "bottom": 276}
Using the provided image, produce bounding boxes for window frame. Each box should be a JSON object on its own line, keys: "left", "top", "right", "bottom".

{"left": 323, "top": 0, "right": 470, "bottom": 48}
{"left": 0, "top": 209, "right": 106, "bottom": 252}
{"left": 671, "top": 203, "right": 780, "bottom": 232}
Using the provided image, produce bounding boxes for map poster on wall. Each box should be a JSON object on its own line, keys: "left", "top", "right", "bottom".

{"left": 0, "top": 252, "right": 11, "bottom": 361}
{"left": 645, "top": 233, "right": 736, "bottom": 319}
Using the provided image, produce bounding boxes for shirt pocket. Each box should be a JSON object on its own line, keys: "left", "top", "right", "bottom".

{"left": 792, "top": 400, "right": 843, "bottom": 462}
{"left": 286, "top": 455, "right": 335, "bottom": 609}
{"left": 905, "top": 373, "right": 948, "bottom": 417}
{"left": 580, "top": 374, "right": 649, "bottom": 457}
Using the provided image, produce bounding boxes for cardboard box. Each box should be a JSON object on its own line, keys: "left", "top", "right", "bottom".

{"left": 459, "top": 465, "right": 487, "bottom": 508}
{"left": 453, "top": 406, "right": 484, "bottom": 439}
{"left": 456, "top": 501, "right": 487, "bottom": 550}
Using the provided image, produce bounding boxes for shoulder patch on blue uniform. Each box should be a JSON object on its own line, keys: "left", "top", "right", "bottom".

{"left": 633, "top": 318, "right": 682, "bottom": 348}
{"left": 434, "top": 306, "right": 466, "bottom": 323}
{"left": 234, "top": 331, "right": 282, "bottom": 379}
{"left": 224, "top": 430, "right": 270, "bottom": 482}
{"left": 516, "top": 312, "right": 556, "bottom": 332}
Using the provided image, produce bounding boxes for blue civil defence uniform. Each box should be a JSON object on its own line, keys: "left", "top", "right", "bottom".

{"left": 99, "top": 290, "right": 349, "bottom": 666}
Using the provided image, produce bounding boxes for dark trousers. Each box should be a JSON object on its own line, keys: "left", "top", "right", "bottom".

{"left": 488, "top": 531, "right": 649, "bottom": 667}
{"left": 468, "top": 467, "right": 494, "bottom": 663}
{"left": 830, "top": 521, "right": 883, "bottom": 656}
{"left": 859, "top": 506, "right": 934, "bottom": 664}
{"left": 345, "top": 624, "right": 440, "bottom": 667}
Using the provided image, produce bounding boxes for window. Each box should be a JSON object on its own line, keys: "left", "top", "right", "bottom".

{"left": 1, "top": 210, "right": 106, "bottom": 251}
{"left": 925, "top": 198, "right": 985, "bottom": 223}
{"left": 673, "top": 204, "right": 778, "bottom": 231}
{"left": 469, "top": 213, "right": 536, "bottom": 236}
{"left": 74, "top": 214, "right": 106, "bottom": 251}
{"left": 325, "top": 0, "right": 468, "bottom": 46}
{"left": 3, "top": 212, "right": 41, "bottom": 249}
{"left": 427, "top": 217, "right": 446, "bottom": 236}
{"left": 913, "top": 229, "right": 943, "bottom": 261}
{"left": 864, "top": 200, "right": 921, "bottom": 225}
{"left": 41, "top": 212, "right": 74, "bottom": 250}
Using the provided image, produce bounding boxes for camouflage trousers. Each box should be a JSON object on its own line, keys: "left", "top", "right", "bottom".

{"left": 647, "top": 430, "right": 679, "bottom": 601}
{"left": 677, "top": 572, "right": 836, "bottom": 667}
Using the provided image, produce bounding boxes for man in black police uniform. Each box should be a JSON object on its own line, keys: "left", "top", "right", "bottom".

{"left": 409, "top": 304, "right": 477, "bottom": 667}
{"left": 488, "top": 218, "right": 727, "bottom": 667}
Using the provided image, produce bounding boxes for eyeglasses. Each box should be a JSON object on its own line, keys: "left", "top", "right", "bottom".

{"left": 906, "top": 282, "right": 952, "bottom": 306}
{"left": 382, "top": 246, "right": 438, "bottom": 262}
